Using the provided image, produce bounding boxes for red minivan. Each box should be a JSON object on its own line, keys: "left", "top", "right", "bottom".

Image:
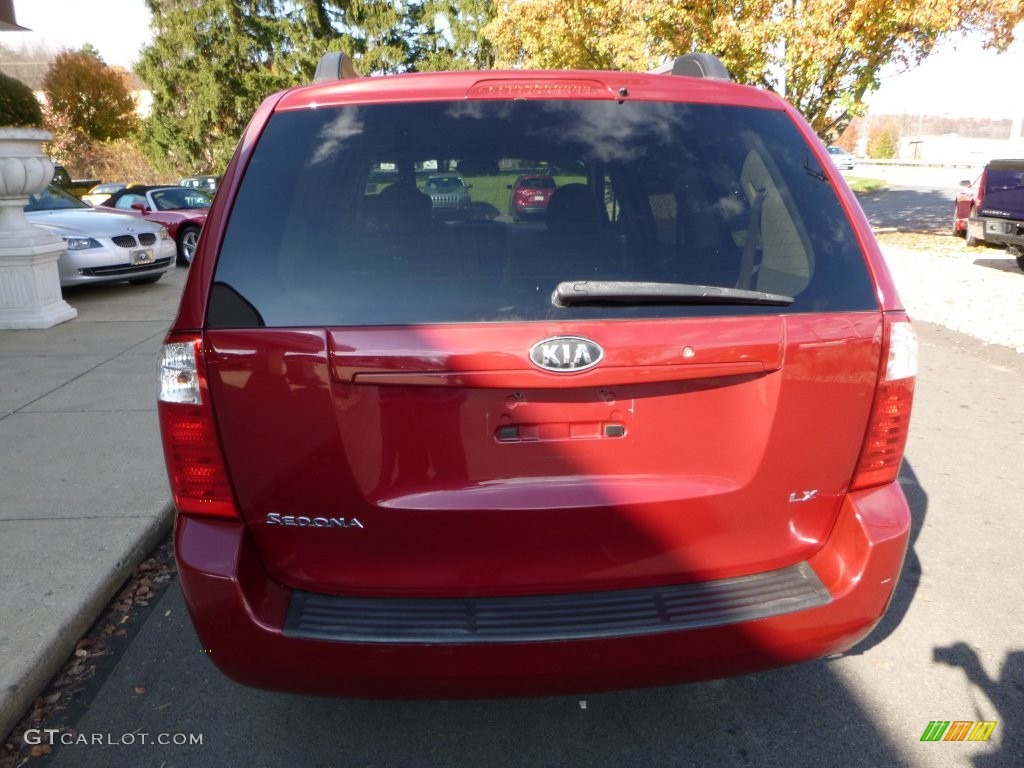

{"left": 158, "top": 53, "right": 916, "bottom": 698}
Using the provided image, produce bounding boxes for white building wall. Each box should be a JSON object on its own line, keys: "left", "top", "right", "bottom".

{"left": 898, "top": 135, "right": 1024, "bottom": 165}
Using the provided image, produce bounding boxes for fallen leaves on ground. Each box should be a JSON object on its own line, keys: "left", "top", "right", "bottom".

{"left": 0, "top": 536, "right": 176, "bottom": 768}
{"left": 874, "top": 229, "right": 988, "bottom": 258}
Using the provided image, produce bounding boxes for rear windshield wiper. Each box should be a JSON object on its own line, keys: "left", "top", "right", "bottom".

{"left": 803, "top": 158, "right": 828, "bottom": 182}
{"left": 553, "top": 281, "right": 794, "bottom": 307}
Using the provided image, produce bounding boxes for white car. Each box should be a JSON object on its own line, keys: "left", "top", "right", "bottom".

{"left": 80, "top": 182, "right": 128, "bottom": 207}
{"left": 827, "top": 146, "right": 856, "bottom": 170}
{"left": 26, "top": 185, "right": 176, "bottom": 287}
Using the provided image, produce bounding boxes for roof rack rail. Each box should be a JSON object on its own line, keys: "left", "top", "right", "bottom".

{"left": 313, "top": 52, "right": 361, "bottom": 83}
{"left": 650, "top": 53, "right": 731, "bottom": 82}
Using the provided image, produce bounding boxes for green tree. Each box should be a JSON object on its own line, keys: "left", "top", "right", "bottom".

{"left": 42, "top": 49, "right": 139, "bottom": 142}
{"left": 136, "top": 0, "right": 419, "bottom": 174}
{"left": 483, "top": 0, "right": 1024, "bottom": 138}
{"left": 139, "top": 0, "right": 296, "bottom": 174}
{"left": 407, "top": 0, "right": 496, "bottom": 71}
{"left": 0, "top": 70, "right": 43, "bottom": 127}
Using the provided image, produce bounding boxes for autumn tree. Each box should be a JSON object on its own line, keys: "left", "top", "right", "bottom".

{"left": 869, "top": 126, "right": 900, "bottom": 159}
{"left": 42, "top": 49, "right": 139, "bottom": 143}
{"left": 483, "top": 0, "right": 1024, "bottom": 138}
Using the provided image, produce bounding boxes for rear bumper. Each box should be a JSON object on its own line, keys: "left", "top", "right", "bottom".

{"left": 512, "top": 202, "right": 549, "bottom": 215}
{"left": 968, "top": 215, "right": 1024, "bottom": 247}
{"left": 174, "top": 482, "right": 910, "bottom": 698}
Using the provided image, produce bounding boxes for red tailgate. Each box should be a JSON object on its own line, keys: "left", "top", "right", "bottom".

{"left": 203, "top": 312, "right": 882, "bottom": 598}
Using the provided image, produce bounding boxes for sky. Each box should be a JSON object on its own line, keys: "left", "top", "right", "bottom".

{"left": 6, "top": 0, "right": 152, "bottom": 71}
{"left": 3, "top": 0, "right": 1023, "bottom": 120}
{"left": 864, "top": 29, "right": 1024, "bottom": 119}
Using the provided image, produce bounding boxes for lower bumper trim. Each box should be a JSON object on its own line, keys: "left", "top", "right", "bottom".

{"left": 80, "top": 258, "right": 173, "bottom": 277}
{"left": 284, "top": 562, "right": 830, "bottom": 644}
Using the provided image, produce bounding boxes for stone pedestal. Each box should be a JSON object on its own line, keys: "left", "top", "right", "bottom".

{"left": 0, "top": 128, "right": 77, "bottom": 329}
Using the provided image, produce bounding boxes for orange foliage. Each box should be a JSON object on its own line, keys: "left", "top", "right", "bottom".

{"left": 483, "top": 0, "right": 1024, "bottom": 137}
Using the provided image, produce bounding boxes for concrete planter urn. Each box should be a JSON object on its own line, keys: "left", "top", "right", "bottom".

{"left": 0, "top": 127, "right": 77, "bottom": 329}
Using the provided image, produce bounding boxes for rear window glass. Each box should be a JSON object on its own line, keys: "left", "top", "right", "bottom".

{"left": 426, "top": 176, "right": 465, "bottom": 188}
{"left": 981, "top": 164, "right": 1024, "bottom": 218}
{"left": 209, "top": 100, "right": 877, "bottom": 328}
{"left": 518, "top": 177, "right": 555, "bottom": 189}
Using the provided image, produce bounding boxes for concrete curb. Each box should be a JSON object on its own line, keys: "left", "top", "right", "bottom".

{"left": 0, "top": 263, "right": 188, "bottom": 744}
{"left": 0, "top": 503, "right": 174, "bottom": 741}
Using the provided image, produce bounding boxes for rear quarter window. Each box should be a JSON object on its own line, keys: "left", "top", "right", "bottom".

{"left": 208, "top": 100, "right": 878, "bottom": 328}
{"left": 980, "top": 164, "right": 1024, "bottom": 219}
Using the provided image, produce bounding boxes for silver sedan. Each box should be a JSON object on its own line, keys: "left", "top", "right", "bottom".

{"left": 25, "top": 185, "right": 176, "bottom": 287}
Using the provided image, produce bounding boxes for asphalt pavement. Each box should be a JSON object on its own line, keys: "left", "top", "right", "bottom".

{"left": 0, "top": 265, "right": 187, "bottom": 740}
{"left": 12, "top": 320, "right": 1024, "bottom": 768}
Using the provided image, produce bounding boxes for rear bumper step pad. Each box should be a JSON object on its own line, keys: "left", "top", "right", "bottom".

{"left": 284, "top": 562, "right": 830, "bottom": 644}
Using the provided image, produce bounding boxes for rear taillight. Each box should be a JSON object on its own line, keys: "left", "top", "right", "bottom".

{"left": 157, "top": 335, "right": 239, "bottom": 519}
{"left": 850, "top": 315, "right": 917, "bottom": 490}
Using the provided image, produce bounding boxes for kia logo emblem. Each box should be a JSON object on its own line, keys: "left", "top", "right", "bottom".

{"left": 529, "top": 336, "right": 603, "bottom": 373}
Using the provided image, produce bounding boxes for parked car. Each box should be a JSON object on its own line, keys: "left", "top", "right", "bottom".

{"left": 99, "top": 185, "right": 211, "bottom": 265}
{"left": 423, "top": 173, "right": 471, "bottom": 212}
{"left": 157, "top": 51, "right": 917, "bottom": 699}
{"left": 49, "top": 164, "right": 100, "bottom": 198}
{"left": 179, "top": 175, "right": 220, "bottom": 194}
{"left": 953, "top": 174, "right": 982, "bottom": 243}
{"left": 80, "top": 182, "right": 128, "bottom": 207}
{"left": 508, "top": 174, "right": 556, "bottom": 220}
{"left": 826, "top": 146, "right": 856, "bottom": 170}
{"left": 50, "top": 164, "right": 72, "bottom": 190}
{"left": 25, "top": 184, "right": 174, "bottom": 287}
{"left": 956, "top": 159, "right": 1024, "bottom": 269}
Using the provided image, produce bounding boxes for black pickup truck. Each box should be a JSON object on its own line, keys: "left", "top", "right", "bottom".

{"left": 962, "top": 158, "right": 1024, "bottom": 271}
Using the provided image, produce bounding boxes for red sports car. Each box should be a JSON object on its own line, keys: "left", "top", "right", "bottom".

{"left": 100, "top": 185, "right": 210, "bottom": 265}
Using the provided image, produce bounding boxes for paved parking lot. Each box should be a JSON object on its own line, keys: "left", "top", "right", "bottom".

{"left": 3, "top": 170, "right": 1022, "bottom": 767}
{"left": 26, "top": 319, "right": 1024, "bottom": 767}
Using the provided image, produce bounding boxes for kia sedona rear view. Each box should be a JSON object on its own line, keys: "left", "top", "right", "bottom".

{"left": 157, "top": 53, "right": 916, "bottom": 698}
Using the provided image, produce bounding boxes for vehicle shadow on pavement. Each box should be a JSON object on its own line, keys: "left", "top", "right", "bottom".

{"left": 856, "top": 187, "right": 954, "bottom": 233}
{"left": 845, "top": 460, "right": 926, "bottom": 655}
{"left": 39, "top": 582, "right": 916, "bottom": 768}
{"left": 274, "top": 667, "right": 913, "bottom": 767}
{"left": 972, "top": 256, "right": 1023, "bottom": 276}
{"left": 932, "top": 642, "right": 1023, "bottom": 766}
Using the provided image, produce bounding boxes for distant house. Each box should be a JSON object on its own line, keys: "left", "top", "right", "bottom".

{"left": 122, "top": 70, "right": 152, "bottom": 119}
{"left": 0, "top": 57, "right": 151, "bottom": 119}
{"left": 0, "top": 57, "right": 46, "bottom": 91}
{"left": 0, "top": 0, "right": 27, "bottom": 31}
